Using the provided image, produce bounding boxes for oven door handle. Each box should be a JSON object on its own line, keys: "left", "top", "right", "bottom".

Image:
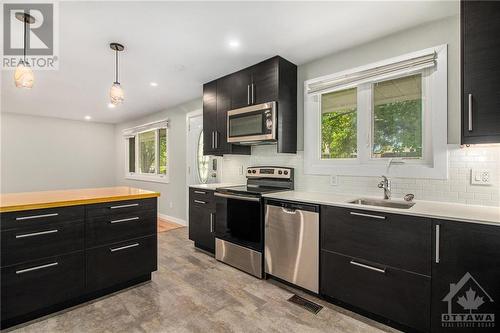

{"left": 214, "top": 192, "right": 260, "bottom": 202}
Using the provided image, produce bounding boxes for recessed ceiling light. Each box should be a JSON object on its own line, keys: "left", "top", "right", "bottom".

{"left": 228, "top": 39, "right": 240, "bottom": 49}
{"left": 84, "top": 115, "right": 92, "bottom": 120}
{"left": 150, "top": 82, "right": 158, "bottom": 87}
{"left": 107, "top": 102, "right": 116, "bottom": 109}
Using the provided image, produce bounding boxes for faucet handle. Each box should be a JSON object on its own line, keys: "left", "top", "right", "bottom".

{"left": 404, "top": 194, "right": 415, "bottom": 202}
{"left": 377, "top": 182, "right": 384, "bottom": 188}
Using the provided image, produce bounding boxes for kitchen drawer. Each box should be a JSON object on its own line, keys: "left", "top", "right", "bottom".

{"left": 321, "top": 250, "right": 430, "bottom": 332}
{"left": 1, "top": 206, "right": 85, "bottom": 231}
{"left": 86, "top": 235, "right": 157, "bottom": 291}
{"left": 189, "top": 189, "right": 215, "bottom": 209}
{"left": 321, "top": 205, "right": 431, "bottom": 275}
{"left": 1, "top": 251, "right": 84, "bottom": 321}
{"left": 86, "top": 211, "right": 156, "bottom": 248}
{"left": 86, "top": 198, "right": 157, "bottom": 218}
{"left": 1, "top": 220, "right": 84, "bottom": 267}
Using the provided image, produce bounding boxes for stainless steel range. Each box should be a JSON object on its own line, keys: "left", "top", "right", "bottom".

{"left": 214, "top": 166, "right": 294, "bottom": 278}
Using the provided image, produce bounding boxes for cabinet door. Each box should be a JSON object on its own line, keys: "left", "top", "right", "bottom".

{"left": 215, "top": 76, "right": 231, "bottom": 154}
{"left": 462, "top": 1, "right": 500, "bottom": 143}
{"left": 431, "top": 220, "right": 500, "bottom": 332}
{"left": 188, "top": 198, "right": 215, "bottom": 253}
{"left": 252, "top": 58, "right": 278, "bottom": 104}
{"left": 230, "top": 69, "right": 252, "bottom": 109}
{"left": 203, "top": 81, "right": 218, "bottom": 155}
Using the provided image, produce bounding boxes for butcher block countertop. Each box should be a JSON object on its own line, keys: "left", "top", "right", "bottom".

{"left": 0, "top": 186, "right": 160, "bottom": 213}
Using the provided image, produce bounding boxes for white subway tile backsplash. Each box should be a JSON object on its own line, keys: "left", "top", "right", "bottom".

{"left": 221, "top": 145, "right": 500, "bottom": 207}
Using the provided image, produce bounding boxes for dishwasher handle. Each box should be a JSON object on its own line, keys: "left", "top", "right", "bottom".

{"left": 266, "top": 200, "right": 319, "bottom": 213}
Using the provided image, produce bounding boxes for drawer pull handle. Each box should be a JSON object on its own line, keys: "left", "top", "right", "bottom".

{"left": 110, "top": 203, "right": 139, "bottom": 209}
{"left": 350, "top": 260, "right": 386, "bottom": 274}
{"left": 110, "top": 243, "right": 140, "bottom": 252}
{"left": 110, "top": 217, "right": 140, "bottom": 224}
{"left": 194, "top": 190, "right": 206, "bottom": 194}
{"left": 349, "top": 212, "right": 386, "bottom": 220}
{"left": 194, "top": 200, "right": 206, "bottom": 204}
{"left": 435, "top": 224, "right": 440, "bottom": 264}
{"left": 16, "top": 229, "right": 59, "bottom": 239}
{"left": 16, "top": 213, "right": 59, "bottom": 221}
{"left": 16, "top": 262, "right": 58, "bottom": 274}
{"left": 210, "top": 213, "right": 215, "bottom": 233}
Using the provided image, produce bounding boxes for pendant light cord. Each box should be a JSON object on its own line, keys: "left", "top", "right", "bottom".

{"left": 115, "top": 49, "right": 119, "bottom": 84}
{"left": 23, "top": 14, "right": 27, "bottom": 63}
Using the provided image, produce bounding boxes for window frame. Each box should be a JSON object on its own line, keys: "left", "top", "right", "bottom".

{"left": 304, "top": 45, "right": 448, "bottom": 179}
{"left": 125, "top": 126, "right": 169, "bottom": 184}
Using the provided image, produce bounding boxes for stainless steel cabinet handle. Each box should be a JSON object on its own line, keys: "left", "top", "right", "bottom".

{"left": 110, "top": 243, "right": 140, "bottom": 252}
{"left": 435, "top": 224, "right": 440, "bottom": 263}
{"left": 194, "top": 200, "right": 207, "bottom": 204}
{"left": 194, "top": 191, "right": 206, "bottom": 195}
{"left": 211, "top": 131, "right": 215, "bottom": 149}
{"left": 247, "top": 84, "right": 251, "bottom": 105}
{"left": 350, "top": 260, "right": 386, "bottom": 274}
{"left": 251, "top": 83, "right": 255, "bottom": 104}
{"left": 110, "top": 203, "right": 139, "bottom": 209}
{"left": 349, "top": 212, "right": 386, "bottom": 220}
{"left": 16, "top": 213, "right": 58, "bottom": 221}
{"left": 214, "top": 192, "right": 260, "bottom": 202}
{"left": 110, "top": 216, "right": 140, "bottom": 224}
{"left": 16, "top": 229, "right": 58, "bottom": 239}
{"left": 16, "top": 262, "right": 58, "bottom": 274}
{"left": 210, "top": 213, "right": 215, "bottom": 233}
{"left": 468, "top": 94, "right": 473, "bottom": 132}
{"left": 214, "top": 131, "right": 218, "bottom": 149}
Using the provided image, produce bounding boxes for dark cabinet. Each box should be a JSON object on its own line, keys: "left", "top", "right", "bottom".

{"left": 188, "top": 188, "right": 215, "bottom": 253}
{"left": 431, "top": 220, "right": 500, "bottom": 332}
{"left": 230, "top": 68, "right": 252, "bottom": 109}
{"left": 461, "top": 0, "right": 500, "bottom": 144}
{"left": 203, "top": 81, "right": 218, "bottom": 155}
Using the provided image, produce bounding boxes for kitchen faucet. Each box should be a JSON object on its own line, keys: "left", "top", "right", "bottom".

{"left": 378, "top": 175, "right": 391, "bottom": 200}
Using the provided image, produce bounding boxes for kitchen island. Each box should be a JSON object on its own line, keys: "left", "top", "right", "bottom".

{"left": 0, "top": 187, "right": 160, "bottom": 329}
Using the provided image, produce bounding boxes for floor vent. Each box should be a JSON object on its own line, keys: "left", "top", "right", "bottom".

{"left": 287, "top": 294, "right": 323, "bottom": 314}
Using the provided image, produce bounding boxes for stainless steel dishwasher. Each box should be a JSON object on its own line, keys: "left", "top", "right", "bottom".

{"left": 264, "top": 200, "right": 319, "bottom": 293}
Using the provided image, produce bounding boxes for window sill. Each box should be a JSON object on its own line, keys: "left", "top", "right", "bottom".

{"left": 125, "top": 174, "right": 170, "bottom": 184}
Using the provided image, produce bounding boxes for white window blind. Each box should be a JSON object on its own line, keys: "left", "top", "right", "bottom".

{"left": 122, "top": 119, "right": 169, "bottom": 138}
{"left": 306, "top": 52, "right": 436, "bottom": 95}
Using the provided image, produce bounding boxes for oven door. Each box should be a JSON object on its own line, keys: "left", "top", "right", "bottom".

{"left": 214, "top": 192, "right": 263, "bottom": 252}
{"left": 227, "top": 102, "right": 276, "bottom": 143}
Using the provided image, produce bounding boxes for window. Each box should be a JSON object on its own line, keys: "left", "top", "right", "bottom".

{"left": 197, "top": 131, "right": 210, "bottom": 183}
{"left": 305, "top": 45, "right": 448, "bottom": 179}
{"left": 124, "top": 119, "right": 169, "bottom": 183}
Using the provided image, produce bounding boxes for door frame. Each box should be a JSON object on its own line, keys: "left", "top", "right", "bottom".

{"left": 185, "top": 109, "right": 203, "bottom": 224}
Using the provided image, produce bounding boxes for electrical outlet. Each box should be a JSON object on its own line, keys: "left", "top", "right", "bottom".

{"left": 471, "top": 169, "right": 492, "bottom": 186}
{"left": 330, "top": 175, "right": 338, "bottom": 186}
{"left": 239, "top": 165, "right": 244, "bottom": 175}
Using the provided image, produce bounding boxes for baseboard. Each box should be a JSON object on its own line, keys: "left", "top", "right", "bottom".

{"left": 158, "top": 213, "right": 187, "bottom": 226}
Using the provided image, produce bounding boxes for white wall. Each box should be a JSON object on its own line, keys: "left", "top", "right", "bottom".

{"left": 1, "top": 113, "right": 116, "bottom": 193}
{"left": 114, "top": 99, "right": 202, "bottom": 223}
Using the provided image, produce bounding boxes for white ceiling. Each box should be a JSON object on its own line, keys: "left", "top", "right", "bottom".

{"left": 1, "top": 1, "right": 458, "bottom": 123}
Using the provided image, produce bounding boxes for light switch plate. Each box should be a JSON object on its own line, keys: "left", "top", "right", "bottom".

{"left": 471, "top": 169, "right": 492, "bottom": 186}
{"left": 330, "top": 175, "right": 338, "bottom": 186}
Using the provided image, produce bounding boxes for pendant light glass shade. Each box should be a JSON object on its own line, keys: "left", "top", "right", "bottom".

{"left": 14, "top": 61, "right": 34, "bottom": 88}
{"left": 109, "top": 82, "right": 124, "bottom": 105}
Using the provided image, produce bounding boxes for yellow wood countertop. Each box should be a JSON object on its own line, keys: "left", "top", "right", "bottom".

{"left": 0, "top": 186, "right": 160, "bottom": 213}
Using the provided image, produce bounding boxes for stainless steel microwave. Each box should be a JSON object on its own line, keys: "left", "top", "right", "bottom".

{"left": 227, "top": 102, "right": 276, "bottom": 144}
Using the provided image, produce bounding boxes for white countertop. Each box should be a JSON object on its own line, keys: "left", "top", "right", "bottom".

{"left": 263, "top": 191, "right": 500, "bottom": 226}
{"left": 189, "top": 183, "right": 243, "bottom": 190}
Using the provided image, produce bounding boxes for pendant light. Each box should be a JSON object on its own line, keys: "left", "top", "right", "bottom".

{"left": 14, "top": 12, "right": 35, "bottom": 88}
{"left": 109, "top": 42, "right": 125, "bottom": 105}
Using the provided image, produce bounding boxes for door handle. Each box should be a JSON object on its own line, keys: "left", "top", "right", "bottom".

{"left": 110, "top": 216, "right": 140, "bottom": 224}
{"left": 214, "top": 131, "right": 218, "bottom": 149}
{"left": 251, "top": 83, "right": 255, "bottom": 104}
{"left": 247, "top": 84, "right": 251, "bottom": 105}
{"left": 350, "top": 260, "right": 386, "bottom": 274}
{"left": 194, "top": 200, "right": 207, "bottom": 204}
{"left": 211, "top": 131, "right": 215, "bottom": 149}
{"left": 435, "top": 224, "right": 440, "bottom": 263}
{"left": 210, "top": 213, "right": 215, "bottom": 233}
{"left": 110, "top": 242, "right": 140, "bottom": 252}
{"left": 16, "top": 262, "right": 58, "bottom": 274}
{"left": 16, "top": 229, "right": 59, "bottom": 239}
{"left": 16, "top": 213, "right": 58, "bottom": 221}
{"left": 194, "top": 190, "right": 206, "bottom": 195}
{"left": 468, "top": 93, "right": 473, "bottom": 132}
{"left": 349, "top": 212, "right": 386, "bottom": 220}
{"left": 110, "top": 203, "right": 139, "bottom": 209}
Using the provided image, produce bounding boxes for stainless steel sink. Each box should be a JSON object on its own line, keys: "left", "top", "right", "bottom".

{"left": 348, "top": 198, "right": 415, "bottom": 209}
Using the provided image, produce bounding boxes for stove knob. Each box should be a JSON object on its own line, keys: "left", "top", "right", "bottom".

{"left": 247, "top": 170, "right": 252, "bottom": 174}
{"left": 284, "top": 170, "right": 289, "bottom": 175}
{"left": 252, "top": 170, "right": 257, "bottom": 174}
{"left": 278, "top": 170, "right": 283, "bottom": 175}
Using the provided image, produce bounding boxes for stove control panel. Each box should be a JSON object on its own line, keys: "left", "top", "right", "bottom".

{"left": 246, "top": 167, "right": 293, "bottom": 179}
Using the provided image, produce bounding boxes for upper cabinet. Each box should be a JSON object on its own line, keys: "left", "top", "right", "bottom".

{"left": 461, "top": 1, "right": 500, "bottom": 144}
{"left": 203, "top": 56, "right": 297, "bottom": 155}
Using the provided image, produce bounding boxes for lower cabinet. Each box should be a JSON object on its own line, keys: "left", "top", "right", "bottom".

{"left": 188, "top": 188, "right": 215, "bottom": 253}
{"left": 430, "top": 220, "right": 500, "bottom": 333}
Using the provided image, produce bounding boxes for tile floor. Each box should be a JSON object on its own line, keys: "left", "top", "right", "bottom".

{"left": 7, "top": 228, "right": 399, "bottom": 333}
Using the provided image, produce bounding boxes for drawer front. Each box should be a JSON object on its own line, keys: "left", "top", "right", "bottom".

{"left": 321, "top": 205, "right": 431, "bottom": 275}
{"left": 86, "top": 198, "right": 157, "bottom": 218}
{"left": 86, "top": 211, "right": 156, "bottom": 248}
{"left": 189, "top": 188, "right": 215, "bottom": 208}
{"left": 1, "top": 220, "right": 84, "bottom": 267}
{"left": 1, "top": 206, "right": 85, "bottom": 231}
{"left": 321, "top": 250, "right": 430, "bottom": 332}
{"left": 1, "top": 252, "right": 84, "bottom": 321}
{"left": 86, "top": 235, "right": 157, "bottom": 291}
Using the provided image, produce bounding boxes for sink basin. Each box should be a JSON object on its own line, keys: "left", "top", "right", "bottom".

{"left": 348, "top": 198, "right": 415, "bottom": 209}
